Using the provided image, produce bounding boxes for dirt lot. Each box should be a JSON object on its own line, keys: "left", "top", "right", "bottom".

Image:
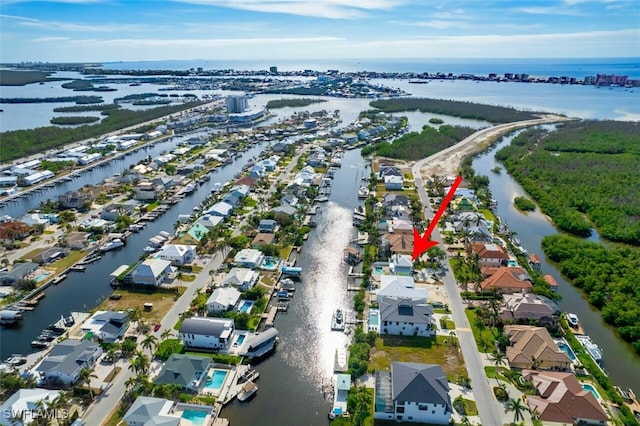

{"left": 97, "top": 287, "right": 185, "bottom": 324}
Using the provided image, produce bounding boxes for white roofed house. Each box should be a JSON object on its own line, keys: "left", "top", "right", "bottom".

{"left": 134, "top": 181, "right": 163, "bottom": 201}
{"left": 206, "top": 287, "right": 241, "bottom": 313}
{"left": 376, "top": 275, "right": 427, "bottom": 303}
{"left": 81, "top": 311, "right": 129, "bottom": 343}
{"left": 0, "top": 389, "right": 61, "bottom": 426}
{"left": 233, "top": 248, "right": 265, "bottom": 269}
{"left": 196, "top": 214, "right": 224, "bottom": 230}
{"left": 374, "top": 362, "right": 452, "bottom": 424}
{"left": 222, "top": 268, "right": 259, "bottom": 291}
{"left": 36, "top": 340, "right": 103, "bottom": 386}
{"left": 155, "top": 244, "right": 196, "bottom": 266}
{"left": 379, "top": 297, "right": 434, "bottom": 337}
{"left": 130, "top": 258, "right": 172, "bottom": 287}
{"left": 384, "top": 175, "right": 404, "bottom": 190}
{"left": 178, "top": 317, "right": 235, "bottom": 350}
{"left": 205, "top": 201, "right": 234, "bottom": 218}
{"left": 389, "top": 254, "right": 413, "bottom": 276}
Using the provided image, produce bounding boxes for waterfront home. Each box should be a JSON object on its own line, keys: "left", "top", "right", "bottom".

{"left": 374, "top": 362, "right": 452, "bottom": 424}
{"left": 451, "top": 196, "right": 476, "bottom": 212}
{"left": 155, "top": 244, "right": 196, "bottom": 266}
{"left": 58, "top": 190, "right": 93, "bottom": 210}
{"left": 222, "top": 192, "right": 243, "bottom": 208}
{"left": 504, "top": 325, "right": 572, "bottom": 371}
{"left": 222, "top": 268, "right": 259, "bottom": 291}
{"left": 282, "top": 194, "right": 299, "bottom": 206}
{"left": 379, "top": 297, "right": 434, "bottom": 337}
{"left": 480, "top": 266, "right": 533, "bottom": 294}
{"left": 0, "top": 389, "right": 61, "bottom": 426}
{"left": 470, "top": 242, "right": 509, "bottom": 268}
{"left": 196, "top": 214, "right": 224, "bottom": 230}
{"left": 230, "top": 184, "right": 251, "bottom": 198}
{"left": 388, "top": 219, "right": 413, "bottom": 234}
{"left": 272, "top": 205, "right": 297, "bottom": 223}
{"left": 258, "top": 219, "right": 277, "bottom": 233}
{"left": 33, "top": 247, "right": 70, "bottom": 264}
{"left": 523, "top": 370, "right": 608, "bottom": 425}
{"left": 80, "top": 310, "right": 129, "bottom": 343}
{"left": 154, "top": 354, "right": 211, "bottom": 392}
{"left": 123, "top": 396, "right": 215, "bottom": 426}
{"left": 179, "top": 317, "right": 235, "bottom": 350}
{"left": 384, "top": 175, "right": 404, "bottom": 190}
{"left": 544, "top": 274, "right": 559, "bottom": 292}
{"left": 130, "top": 258, "right": 172, "bottom": 287}
{"left": 19, "top": 213, "right": 57, "bottom": 227}
{"left": 529, "top": 253, "right": 542, "bottom": 271}
{"left": 205, "top": 201, "right": 233, "bottom": 218}
{"left": 252, "top": 232, "right": 276, "bottom": 248}
{"left": 36, "top": 340, "right": 103, "bottom": 386}
{"left": 134, "top": 182, "right": 163, "bottom": 201}
{"left": 383, "top": 193, "right": 410, "bottom": 211}
{"left": 380, "top": 233, "right": 413, "bottom": 257}
{"left": 239, "top": 327, "right": 279, "bottom": 359}
{"left": 378, "top": 165, "right": 402, "bottom": 180}
{"left": 100, "top": 199, "right": 138, "bottom": 221}
{"left": 330, "top": 374, "right": 351, "bottom": 418}
{"left": 0, "top": 221, "right": 31, "bottom": 244}
{"left": 500, "top": 293, "right": 559, "bottom": 325}
{"left": 376, "top": 276, "right": 428, "bottom": 303}
{"left": 233, "top": 249, "right": 265, "bottom": 269}
{"left": 184, "top": 222, "right": 209, "bottom": 244}
{"left": 206, "top": 287, "right": 241, "bottom": 313}
{"left": 233, "top": 176, "right": 259, "bottom": 189}
{"left": 0, "top": 261, "right": 38, "bottom": 286}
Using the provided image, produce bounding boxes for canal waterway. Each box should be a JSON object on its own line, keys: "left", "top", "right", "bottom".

{"left": 472, "top": 131, "right": 640, "bottom": 393}
{"left": 223, "top": 148, "right": 366, "bottom": 425}
{"left": 0, "top": 141, "right": 267, "bottom": 359}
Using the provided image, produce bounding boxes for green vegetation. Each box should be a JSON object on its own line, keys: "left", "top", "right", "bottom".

{"left": 542, "top": 234, "right": 640, "bottom": 354}
{"left": 50, "top": 116, "right": 101, "bottom": 125}
{"left": 0, "top": 101, "right": 201, "bottom": 162}
{"left": 53, "top": 104, "right": 122, "bottom": 113}
{"left": 370, "top": 98, "right": 540, "bottom": 123}
{"left": 0, "top": 95, "right": 103, "bottom": 104}
{"left": 133, "top": 99, "right": 172, "bottom": 105}
{"left": 155, "top": 338, "right": 184, "bottom": 360}
{"left": 62, "top": 79, "right": 117, "bottom": 92}
{"left": 495, "top": 121, "right": 640, "bottom": 244}
{"left": 513, "top": 196, "right": 536, "bottom": 211}
{"left": 115, "top": 93, "right": 158, "bottom": 102}
{"left": 0, "top": 70, "right": 64, "bottom": 86}
{"left": 362, "top": 124, "right": 474, "bottom": 161}
{"left": 429, "top": 117, "right": 445, "bottom": 124}
{"left": 348, "top": 328, "right": 376, "bottom": 379}
{"left": 465, "top": 308, "right": 498, "bottom": 352}
{"left": 266, "top": 98, "right": 327, "bottom": 108}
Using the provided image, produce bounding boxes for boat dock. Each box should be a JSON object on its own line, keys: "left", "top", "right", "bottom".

{"left": 263, "top": 306, "right": 278, "bottom": 329}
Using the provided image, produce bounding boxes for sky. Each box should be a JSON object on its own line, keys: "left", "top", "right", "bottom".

{"left": 0, "top": 0, "right": 639, "bottom": 63}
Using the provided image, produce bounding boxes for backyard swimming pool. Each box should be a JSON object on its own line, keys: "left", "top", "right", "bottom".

{"left": 237, "top": 299, "right": 254, "bottom": 314}
{"left": 368, "top": 309, "right": 380, "bottom": 332}
{"left": 261, "top": 257, "right": 280, "bottom": 270}
{"left": 557, "top": 341, "right": 577, "bottom": 361}
{"left": 181, "top": 409, "right": 208, "bottom": 426}
{"left": 581, "top": 383, "right": 600, "bottom": 400}
{"left": 204, "top": 369, "right": 229, "bottom": 392}
{"left": 234, "top": 334, "right": 246, "bottom": 347}
{"left": 33, "top": 272, "right": 50, "bottom": 282}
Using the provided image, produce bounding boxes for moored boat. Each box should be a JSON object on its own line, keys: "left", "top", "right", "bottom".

{"left": 237, "top": 381, "right": 258, "bottom": 401}
{"left": 332, "top": 309, "right": 345, "bottom": 331}
{"left": 567, "top": 313, "right": 579, "bottom": 328}
{"left": 100, "top": 238, "right": 124, "bottom": 252}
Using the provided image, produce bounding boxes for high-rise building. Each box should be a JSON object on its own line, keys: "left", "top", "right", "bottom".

{"left": 269, "top": 66, "right": 278, "bottom": 74}
{"left": 226, "top": 95, "right": 248, "bottom": 113}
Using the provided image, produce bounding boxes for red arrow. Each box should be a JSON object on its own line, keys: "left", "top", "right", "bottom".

{"left": 412, "top": 175, "right": 462, "bottom": 261}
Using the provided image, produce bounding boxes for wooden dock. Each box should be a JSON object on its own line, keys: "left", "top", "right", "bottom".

{"left": 264, "top": 306, "right": 278, "bottom": 329}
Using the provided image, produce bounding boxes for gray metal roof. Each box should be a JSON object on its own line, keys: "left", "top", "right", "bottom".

{"left": 379, "top": 297, "right": 433, "bottom": 324}
{"left": 37, "top": 340, "right": 100, "bottom": 377}
{"left": 179, "top": 317, "right": 233, "bottom": 338}
{"left": 154, "top": 354, "right": 211, "bottom": 387}
{"left": 123, "top": 396, "right": 177, "bottom": 426}
{"left": 392, "top": 362, "right": 451, "bottom": 409}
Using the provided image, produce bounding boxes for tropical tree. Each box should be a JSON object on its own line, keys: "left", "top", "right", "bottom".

{"left": 160, "top": 329, "right": 174, "bottom": 341}
{"left": 505, "top": 397, "right": 527, "bottom": 423}
{"left": 128, "top": 307, "right": 142, "bottom": 333}
{"left": 141, "top": 334, "right": 158, "bottom": 356}
{"left": 78, "top": 368, "right": 98, "bottom": 401}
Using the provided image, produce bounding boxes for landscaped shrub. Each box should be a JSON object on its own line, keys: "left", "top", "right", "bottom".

{"left": 493, "top": 386, "right": 509, "bottom": 402}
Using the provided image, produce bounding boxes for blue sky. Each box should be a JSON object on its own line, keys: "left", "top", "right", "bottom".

{"left": 1, "top": 0, "right": 638, "bottom": 62}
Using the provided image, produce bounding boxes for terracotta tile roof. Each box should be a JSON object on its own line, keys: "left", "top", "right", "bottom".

{"left": 480, "top": 267, "right": 533, "bottom": 292}
{"left": 385, "top": 233, "right": 414, "bottom": 254}
{"left": 523, "top": 370, "right": 608, "bottom": 424}
{"left": 472, "top": 242, "right": 509, "bottom": 260}
{"left": 505, "top": 325, "right": 571, "bottom": 368}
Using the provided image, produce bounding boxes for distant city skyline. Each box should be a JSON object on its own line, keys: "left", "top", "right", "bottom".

{"left": 1, "top": 0, "right": 639, "bottom": 63}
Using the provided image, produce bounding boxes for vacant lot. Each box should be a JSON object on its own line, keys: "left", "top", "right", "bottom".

{"left": 97, "top": 287, "right": 185, "bottom": 324}
{"left": 369, "top": 335, "right": 466, "bottom": 380}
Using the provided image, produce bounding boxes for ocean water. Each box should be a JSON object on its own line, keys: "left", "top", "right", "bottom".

{"left": 100, "top": 57, "right": 640, "bottom": 78}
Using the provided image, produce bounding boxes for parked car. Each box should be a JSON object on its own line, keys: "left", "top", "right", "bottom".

{"left": 154, "top": 323, "right": 161, "bottom": 332}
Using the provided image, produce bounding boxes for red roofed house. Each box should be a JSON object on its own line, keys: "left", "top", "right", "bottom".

{"left": 480, "top": 267, "right": 533, "bottom": 294}
{"left": 504, "top": 325, "right": 572, "bottom": 371}
{"left": 470, "top": 243, "right": 509, "bottom": 268}
{"left": 543, "top": 274, "right": 559, "bottom": 293}
{"left": 523, "top": 370, "right": 608, "bottom": 425}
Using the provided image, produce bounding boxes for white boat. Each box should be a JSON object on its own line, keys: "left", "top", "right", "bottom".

{"left": 143, "top": 246, "right": 159, "bottom": 253}
{"left": 5, "top": 354, "right": 26, "bottom": 366}
{"left": 576, "top": 335, "right": 603, "bottom": 366}
{"left": 357, "top": 186, "right": 369, "bottom": 199}
{"left": 332, "top": 309, "right": 346, "bottom": 331}
{"left": 211, "top": 182, "right": 223, "bottom": 193}
{"left": 183, "top": 183, "right": 196, "bottom": 194}
{"left": 99, "top": 238, "right": 124, "bottom": 252}
{"left": 237, "top": 381, "right": 258, "bottom": 402}
{"left": 567, "top": 313, "right": 579, "bottom": 328}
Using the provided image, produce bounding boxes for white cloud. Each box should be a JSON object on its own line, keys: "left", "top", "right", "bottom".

{"left": 62, "top": 36, "right": 345, "bottom": 48}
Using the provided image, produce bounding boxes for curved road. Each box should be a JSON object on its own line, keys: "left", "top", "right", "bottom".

{"left": 412, "top": 116, "right": 570, "bottom": 426}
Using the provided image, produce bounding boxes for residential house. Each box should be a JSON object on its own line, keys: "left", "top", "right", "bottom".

{"left": 81, "top": 311, "right": 129, "bottom": 343}
{"left": 374, "top": 362, "right": 452, "bottom": 424}
{"left": 151, "top": 176, "right": 175, "bottom": 189}
{"left": 388, "top": 254, "right": 414, "bottom": 276}
{"left": 33, "top": 247, "right": 70, "bottom": 264}
{"left": 178, "top": 317, "right": 235, "bottom": 350}
{"left": 471, "top": 243, "right": 509, "bottom": 268}
{"left": 154, "top": 354, "right": 212, "bottom": 392}
{"left": 501, "top": 293, "right": 559, "bottom": 324}
{"left": 155, "top": 244, "right": 196, "bottom": 266}
{"left": 122, "top": 396, "right": 177, "bottom": 426}
{"left": 0, "top": 262, "right": 38, "bottom": 286}
{"left": 233, "top": 176, "right": 258, "bottom": 189}
{"left": 100, "top": 200, "right": 138, "bottom": 221}
{"left": 58, "top": 190, "right": 92, "bottom": 210}
{"left": 380, "top": 233, "right": 413, "bottom": 257}
{"left": 252, "top": 233, "right": 276, "bottom": 248}
{"left": 0, "top": 389, "right": 61, "bottom": 426}
{"left": 504, "top": 325, "right": 572, "bottom": 371}
{"left": 376, "top": 276, "right": 428, "bottom": 303}
{"left": 0, "top": 221, "right": 31, "bottom": 243}
{"left": 384, "top": 175, "right": 404, "bottom": 190}
{"left": 378, "top": 165, "right": 402, "bottom": 180}
{"left": 523, "top": 370, "right": 608, "bottom": 425}
{"left": 544, "top": 274, "right": 559, "bottom": 293}
{"left": 222, "top": 193, "right": 242, "bottom": 208}
{"left": 222, "top": 268, "right": 259, "bottom": 291}
{"left": 230, "top": 184, "right": 251, "bottom": 198}
{"left": 206, "top": 201, "right": 233, "bottom": 218}
{"left": 206, "top": 287, "right": 241, "bottom": 313}
{"left": 388, "top": 219, "right": 413, "bottom": 234}
{"left": 529, "top": 253, "right": 542, "bottom": 271}
{"left": 19, "top": 213, "right": 56, "bottom": 227}
{"left": 379, "top": 297, "right": 434, "bottom": 336}
{"left": 196, "top": 214, "right": 224, "bottom": 230}
{"left": 184, "top": 222, "right": 210, "bottom": 244}
{"left": 134, "top": 182, "right": 162, "bottom": 201}
{"left": 451, "top": 197, "right": 475, "bottom": 212}
{"left": 130, "top": 258, "right": 172, "bottom": 287}
{"left": 36, "top": 340, "right": 103, "bottom": 386}
{"left": 281, "top": 194, "right": 298, "bottom": 206}
{"left": 233, "top": 249, "right": 265, "bottom": 269}
{"left": 258, "top": 219, "right": 277, "bottom": 233}
{"left": 272, "top": 205, "right": 297, "bottom": 223}
{"left": 480, "top": 267, "right": 533, "bottom": 294}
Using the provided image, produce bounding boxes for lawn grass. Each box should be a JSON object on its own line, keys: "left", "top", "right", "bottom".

{"left": 465, "top": 309, "right": 497, "bottom": 352}
{"left": 369, "top": 335, "right": 466, "bottom": 379}
{"left": 97, "top": 286, "right": 185, "bottom": 324}
{"left": 478, "top": 208, "right": 496, "bottom": 224}
{"left": 461, "top": 398, "right": 478, "bottom": 416}
{"left": 49, "top": 250, "right": 90, "bottom": 273}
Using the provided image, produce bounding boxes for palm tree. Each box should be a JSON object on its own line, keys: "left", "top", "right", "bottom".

{"left": 160, "top": 329, "right": 174, "bottom": 341}
{"left": 505, "top": 397, "right": 526, "bottom": 423}
{"left": 141, "top": 334, "right": 158, "bottom": 356}
{"left": 529, "top": 406, "right": 542, "bottom": 422}
{"left": 129, "top": 307, "right": 142, "bottom": 333}
{"left": 490, "top": 350, "right": 507, "bottom": 384}
{"left": 78, "top": 368, "right": 97, "bottom": 401}
{"left": 134, "top": 351, "right": 150, "bottom": 375}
